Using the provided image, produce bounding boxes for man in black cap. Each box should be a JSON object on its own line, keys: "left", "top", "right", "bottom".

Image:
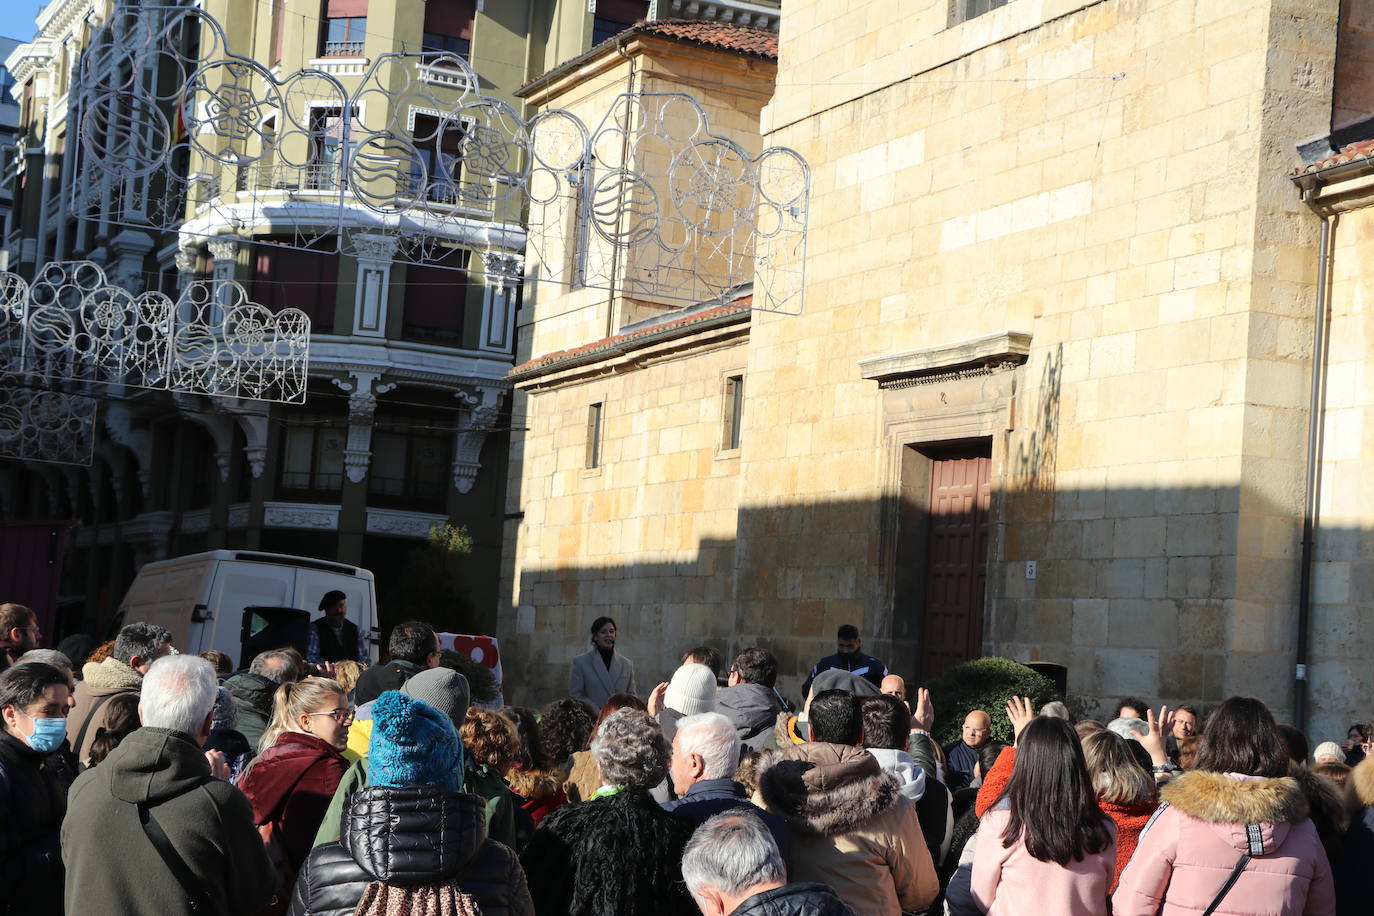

{"left": 306, "top": 590, "right": 370, "bottom": 668}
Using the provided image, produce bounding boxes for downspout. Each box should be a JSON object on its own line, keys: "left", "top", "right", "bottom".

{"left": 1294, "top": 187, "right": 1336, "bottom": 734}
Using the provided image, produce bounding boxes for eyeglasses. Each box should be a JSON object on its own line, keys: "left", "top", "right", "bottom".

{"left": 304, "top": 707, "right": 355, "bottom": 725}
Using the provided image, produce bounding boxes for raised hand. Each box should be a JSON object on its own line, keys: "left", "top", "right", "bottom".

{"left": 204, "top": 749, "right": 229, "bottom": 780}
{"left": 1141, "top": 706, "right": 1173, "bottom": 766}
{"left": 913, "top": 687, "right": 935, "bottom": 731}
{"left": 1006, "top": 695, "right": 1035, "bottom": 745}
{"left": 647, "top": 681, "right": 669, "bottom": 717}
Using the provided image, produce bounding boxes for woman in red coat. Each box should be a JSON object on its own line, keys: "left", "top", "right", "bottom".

{"left": 1082, "top": 729, "right": 1159, "bottom": 891}
{"left": 237, "top": 677, "right": 350, "bottom": 901}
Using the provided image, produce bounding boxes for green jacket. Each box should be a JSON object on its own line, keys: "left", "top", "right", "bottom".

{"left": 312, "top": 755, "right": 517, "bottom": 850}
{"left": 63, "top": 727, "right": 275, "bottom": 916}
{"left": 907, "top": 729, "right": 937, "bottom": 782}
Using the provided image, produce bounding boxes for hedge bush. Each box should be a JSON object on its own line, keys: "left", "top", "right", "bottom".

{"left": 440, "top": 649, "right": 499, "bottom": 704}
{"left": 925, "top": 657, "right": 1062, "bottom": 746}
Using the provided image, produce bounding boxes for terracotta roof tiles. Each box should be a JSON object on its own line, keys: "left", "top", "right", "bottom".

{"left": 509, "top": 299, "right": 751, "bottom": 380}
{"left": 1293, "top": 138, "right": 1374, "bottom": 177}
{"left": 632, "top": 20, "right": 778, "bottom": 60}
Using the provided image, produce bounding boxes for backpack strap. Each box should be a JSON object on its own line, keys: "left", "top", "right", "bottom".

{"left": 134, "top": 776, "right": 216, "bottom": 912}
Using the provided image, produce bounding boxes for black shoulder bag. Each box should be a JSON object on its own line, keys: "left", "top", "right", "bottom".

{"left": 1200, "top": 823, "right": 1264, "bottom": 916}
{"left": 135, "top": 777, "right": 216, "bottom": 912}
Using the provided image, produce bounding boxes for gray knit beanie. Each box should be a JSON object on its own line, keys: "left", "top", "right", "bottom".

{"left": 400, "top": 667, "right": 470, "bottom": 728}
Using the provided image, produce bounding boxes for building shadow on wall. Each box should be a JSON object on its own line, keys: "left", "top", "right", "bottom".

{"left": 502, "top": 479, "right": 1374, "bottom": 739}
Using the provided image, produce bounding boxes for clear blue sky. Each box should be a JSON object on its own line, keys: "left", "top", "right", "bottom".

{"left": 0, "top": 1, "right": 47, "bottom": 43}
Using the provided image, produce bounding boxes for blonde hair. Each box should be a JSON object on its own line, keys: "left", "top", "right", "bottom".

{"left": 257, "top": 676, "right": 345, "bottom": 753}
{"left": 332, "top": 660, "right": 363, "bottom": 696}
{"left": 1082, "top": 729, "right": 1156, "bottom": 805}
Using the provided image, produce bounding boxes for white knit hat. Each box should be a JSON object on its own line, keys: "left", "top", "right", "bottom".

{"left": 664, "top": 663, "right": 717, "bottom": 717}
{"left": 1313, "top": 741, "right": 1344, "bottom": 763}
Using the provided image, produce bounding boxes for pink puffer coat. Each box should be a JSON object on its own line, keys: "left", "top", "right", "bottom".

{"left": 1112, "top": 771, "right": 1336, "bottom": 916}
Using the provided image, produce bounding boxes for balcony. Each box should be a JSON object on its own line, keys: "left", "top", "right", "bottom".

{"left": 321, "top": 40, "right": 365, "bottom": 57}
{"left": 235, "top": 162, "right": 343, "bottom": 194}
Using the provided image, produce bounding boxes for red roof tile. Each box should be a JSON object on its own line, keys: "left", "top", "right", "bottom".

{"left": 509, "top": 299, "right": 751, "bottom": 380}
{"left": 1294, "top": 138, "right": 1374, "bottom": 176}
{"left": 520, "top": 20, "right": 776, "bottom": 94}
{"left": 633, "top": 20, "right": 778, "bottom": 60}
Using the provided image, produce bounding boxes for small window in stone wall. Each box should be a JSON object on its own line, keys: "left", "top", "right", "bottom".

{"left": 722, "top": 375, "right": 744, "bottom": 451}
{"left": 586, "top": 402, "right": 603, "bottom": 469}
{"left": 950, "top": 0, "right": 1009, "bottom": 26}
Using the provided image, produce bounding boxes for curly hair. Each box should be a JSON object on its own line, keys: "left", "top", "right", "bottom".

{"left": 86, "top": 639, "right": 116, "bottom": 665}
{"left": 502, "top": 706, "right": 552, "bottom": 772}
{"left": 593, "top": 692, "right": 648, "bottom": 738}
{"left": 590, "top": 708, "right": 667, "bottom": 790}
{"left": 461, "top": 708, "right": 522, "bottom": 773}
{"left": 540, "top": 698, "right": 596, "bottom": 766}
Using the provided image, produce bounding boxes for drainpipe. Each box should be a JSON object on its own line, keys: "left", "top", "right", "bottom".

{"left": 1294, "top": 188, "right": 1336, "bottom": 734}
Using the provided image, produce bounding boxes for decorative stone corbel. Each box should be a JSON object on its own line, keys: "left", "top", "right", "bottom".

{"left": 182, "top": 409, "right": 236, "bottom": 482}
{"left": 451, "top": 384, "right": 508, "bottom": 493}
{"left": 231, "top": 403, "right": 272, "bottom": 479}
{"left": 332, "top": 372, "right": 396, "bottom": 484}
{"left": 102, "top": 402, "right": 152, "bottom": 498}
{"left": 174, "top": 247, "right": 199, "bottom": 292}
{"left": 108, "top": 229, "right": 156, "bottom": 290}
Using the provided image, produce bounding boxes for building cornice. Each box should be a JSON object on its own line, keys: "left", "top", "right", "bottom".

{"left": 858, "top": 331, "right": 1033, "bottom": 386}
{"left": 309, "top": 337, "right": 514, "bottom": 389}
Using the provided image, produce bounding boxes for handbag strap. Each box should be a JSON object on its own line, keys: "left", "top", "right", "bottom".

{"left": 135, "top": 777, "right": 215, "bottom": 911}
{"left": 1201, "top": 825, "right": 1261, "bottom": 916}
{"left": 73, "top": 691, "right": 118, "bottom": 760}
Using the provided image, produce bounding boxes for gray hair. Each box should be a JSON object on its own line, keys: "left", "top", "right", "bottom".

{"left": 590, "top": 708, "right": 668, "bottom": 789}
{"left": 1107, "top": 716, "right": 1149, "bottom": 740}
{"left": 1040, "top": 701, "right": 1072, "bottom": 721}
{"left": 675, "top": 712, "right": 740, "bottom": 781}
{"left": 140, "top": 655, "right": 218, "bottom": 736}
{"left": 211, "top": 686, "right": 238, "bottom": 730}
{"left": 18, "top": 648, "right": 73, "bottom": 672}
{"left": 114, "top": 622, "right": 173, "bottom": 667}
{"left": 249, "top": 650, "right": 300, "bottom": 684}
{"left": 681, "top": 810, "right": 785, "bottom": 905}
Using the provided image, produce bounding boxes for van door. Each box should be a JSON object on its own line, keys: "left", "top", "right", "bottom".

{"left": 204, "top": 563, "right": 295, "bottom": 662}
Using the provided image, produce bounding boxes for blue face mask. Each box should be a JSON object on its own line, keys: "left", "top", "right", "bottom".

{"left": 21, "top": 712, "right": 67, "bottom": 753}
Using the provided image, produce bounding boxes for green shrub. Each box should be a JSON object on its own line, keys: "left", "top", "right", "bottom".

{"left": 924, "top": 657, "right": 1062, "bottom": 746}
{"left": 440, "top": 649, "right": 499, "bottom": 704}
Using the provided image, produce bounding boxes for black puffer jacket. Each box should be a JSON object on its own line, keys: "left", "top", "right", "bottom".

{"left": 288, "top": 785, "right": 533, "bottom": 916}
{"left": 0, "top": 731, "right": 75, "bottom": 916}
{"left": 731, "top": 883, "right": 856, "bottom": 916}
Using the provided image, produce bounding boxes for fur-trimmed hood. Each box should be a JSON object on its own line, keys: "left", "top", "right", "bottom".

{"left": 1161, "top": 771, "right": 1308, "bottom": 855}
{"left": 81, "top": 656, "right": 143, "bottom": 692}
{"left": 759, "top": 741, "right": 902, "bottom": 836}
{"left": 1348, "top": 754, "right": 1374, "bottom": 810}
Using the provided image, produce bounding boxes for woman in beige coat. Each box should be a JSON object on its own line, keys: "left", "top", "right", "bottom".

{"left": 569, "top": 617, "right": 637, "bottom": 712}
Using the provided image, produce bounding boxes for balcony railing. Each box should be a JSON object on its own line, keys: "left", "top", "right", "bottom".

{"left": 236, "top": 162, "right": 343, "bottom": 193}
{"left": 321, "top": 40, "right": 365, "bottom": 57}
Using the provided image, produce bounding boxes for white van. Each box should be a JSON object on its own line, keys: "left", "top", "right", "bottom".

{"left": 117, "top": 550, "right": 379, "bottom": 668}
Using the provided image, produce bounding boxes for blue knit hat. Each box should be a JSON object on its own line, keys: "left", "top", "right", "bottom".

{"left": 368, "top": 690, "right": 464, "bottom": 791}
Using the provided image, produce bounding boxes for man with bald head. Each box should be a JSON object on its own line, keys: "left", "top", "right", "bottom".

{"left": 880, "top": 674, "right": 906, "bottom": 701}
{"left": 943, "top": 709, "right": 992, "bottom": 791}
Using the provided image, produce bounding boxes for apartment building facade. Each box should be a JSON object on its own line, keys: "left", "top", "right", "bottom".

{"left": 0, "top": 0, "right": 779, "bottom": 641}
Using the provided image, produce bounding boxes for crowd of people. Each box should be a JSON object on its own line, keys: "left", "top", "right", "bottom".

{"left": 0, "top": 602, "right": 1369, "bottom": 915}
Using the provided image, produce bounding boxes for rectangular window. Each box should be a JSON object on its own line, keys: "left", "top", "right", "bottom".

{"left": 422, "top": 0, "right": 475, "bottom": 60}
{"left": 401, "top": 247, "right": 468, "bottom": 344}
{"left": 307, "top": 107, "right": 357, "bottom": 190}
{"left": 321, "top": 16, "right": 367, "bottom": 56}
{"left": 586, "top": 402, "right": 603, "bottom": 469}
{"left": 252, "top": 239, "right": 339, "bottom": 332}
{"left": 592, "top": 0, "right": 648, "bottom": 44}
{"left": 722, "top": 375, "right": 744, "bottom": 451}
{"left": 949, "top": 0, "right": 1009, "bottom": 26}
{"left": 368, "top": 430, "right": 450, "bottom": 507}
{"left": 410, "top": 113, "right": 465, "bottom": 204}
{"left": 279, "top": 423, "right": 346, "bottom": 493}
